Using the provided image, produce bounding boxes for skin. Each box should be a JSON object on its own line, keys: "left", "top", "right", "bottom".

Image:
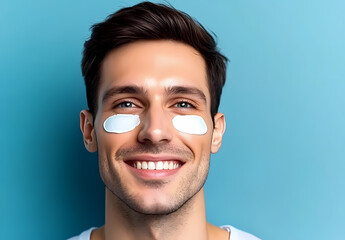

{"left": 80, "top": 40, "right": 228, "bottom": 240}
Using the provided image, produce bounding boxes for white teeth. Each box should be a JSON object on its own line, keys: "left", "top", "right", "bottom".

{"left": 142, "top": 161, "right": 148, "bottom": 170}
{"left": 156, "top": 161, "right": 163, "bottom": 170}
{"left": 148, "top": 161, "right": 155, "bottom": 170}
{"left": 163, "top": 161, "right": 169, "bottom": 170}
{"left": 132, "top": 161, "right": 180, "bottom": 170}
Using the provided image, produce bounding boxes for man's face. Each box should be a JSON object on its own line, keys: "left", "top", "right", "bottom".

{"left": 81, "top": 40, "right": 225, "bottom": 215}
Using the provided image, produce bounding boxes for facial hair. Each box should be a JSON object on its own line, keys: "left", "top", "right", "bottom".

{"left": 99, "top": 141, "right": 210, "bottom": 216}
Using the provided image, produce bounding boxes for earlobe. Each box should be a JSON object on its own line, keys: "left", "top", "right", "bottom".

{"left": 80, "top": 110, "right": 98, "bottom": 152}
{"left": 211, "top": 113, "right": 226, "bottom": 153}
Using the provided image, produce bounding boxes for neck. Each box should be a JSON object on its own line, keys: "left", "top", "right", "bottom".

{"left": 103, "top": 187, "right": 208, "bottom": 240}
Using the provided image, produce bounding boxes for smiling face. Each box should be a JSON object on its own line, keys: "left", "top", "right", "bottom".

{"left": 80, "top": 40, "right": 225, "bottom": 215}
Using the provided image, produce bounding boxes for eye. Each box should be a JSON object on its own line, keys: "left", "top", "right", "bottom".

{"left": 175, "top": 101, "right": 195, "bottom": 108}
{"left": 116, "top": 101, "right": 137, "bottom": 108}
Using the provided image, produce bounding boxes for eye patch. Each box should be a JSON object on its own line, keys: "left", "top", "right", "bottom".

{"left": 103, "top": 114, "right": 207, "bottom": 135}
{"left": 171, "top": 115, "right": 207, "bottom": 135}
{"left": 103, "top": 114, "right": 140, "bottom": 133}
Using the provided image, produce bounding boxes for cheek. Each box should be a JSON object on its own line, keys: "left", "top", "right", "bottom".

{"left": 97, "top": 114, "right": 140, "bottom": 151}
{"left": 96, "top": 124, "right": 139, "bottom": 159}
{"left": 96, "top": 130, "right": 138, "bottom": 182}
{"left": 176, "top": 130, "right": 213, "bottom": 160}
{"left": 172, "top": 115, "right": 214, "bottom": 157}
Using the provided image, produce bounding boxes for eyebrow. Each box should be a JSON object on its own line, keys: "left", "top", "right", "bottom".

{"left": 166, "top": 86, "right": 207, "bottom": 103}
{"left": 102, "top": 85, "right": 147, "bottom": 103}
{"left": 102, "top": 85, "right": 207, "bottom": 103}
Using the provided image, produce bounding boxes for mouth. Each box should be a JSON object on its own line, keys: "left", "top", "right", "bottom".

{"left": 123, "top": 155, "right": 185, "bottom": 180}
{"left": 126, "top": 160, "right": 182, "bottom": 170}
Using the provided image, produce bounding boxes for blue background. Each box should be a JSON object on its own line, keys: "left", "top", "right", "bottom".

{"left": 1, "top": 0, "right": 345, "bottom": 239}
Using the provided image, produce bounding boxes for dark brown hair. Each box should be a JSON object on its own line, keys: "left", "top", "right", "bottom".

{"left": 82, "top": 1, "right": 227, "bottom": 118}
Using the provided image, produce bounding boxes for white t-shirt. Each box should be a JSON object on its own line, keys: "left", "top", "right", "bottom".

{"left": 67, "top": 225, "right": 260, "bottom": 240}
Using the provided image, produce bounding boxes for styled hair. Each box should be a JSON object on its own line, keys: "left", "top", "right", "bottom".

{"left": 82, "top": 1, "right": 227, "bottom": 118}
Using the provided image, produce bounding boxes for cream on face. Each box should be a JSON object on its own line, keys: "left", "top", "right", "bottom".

{"left": 171, "top": 115, "right": 207, "bottom": 135}
{"left": 103, "top": 114, "right": 140, "bottom": 133}
{"left": 103, "top": 114, "right": 207, "bottom": 135}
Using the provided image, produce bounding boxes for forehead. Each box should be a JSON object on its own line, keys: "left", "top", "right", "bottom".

{"left": 99, "top": 40, "right": 209, "bottom": 98}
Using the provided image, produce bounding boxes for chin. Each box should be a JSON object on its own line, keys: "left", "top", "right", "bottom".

{"left": 126, "top": 199, "right": 186, "bottom": 216}
{"left": 120, "top": 186, "right": 201, "bottom": 216}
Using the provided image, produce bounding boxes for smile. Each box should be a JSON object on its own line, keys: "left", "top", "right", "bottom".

{"left": 123, "top": 155, "right": 186, "bottom": 179}
{"left": 131, "top": 161, "right": 181, "bottom": 170}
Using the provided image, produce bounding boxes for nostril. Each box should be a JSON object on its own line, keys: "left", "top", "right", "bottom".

{"left": 138, "top": 127, "right": 172, "bottom": 144}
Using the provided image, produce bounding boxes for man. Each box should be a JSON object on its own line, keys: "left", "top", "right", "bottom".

{"left": 69, "top": 2, "right": 260, "bottom": 240}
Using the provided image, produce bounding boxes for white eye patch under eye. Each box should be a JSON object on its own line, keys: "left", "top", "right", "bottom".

{"left": 172, "top": 115, "right": 207, "bottom": 135}
{"left": 103, "top": 114, "right": 140, "bottom": 133}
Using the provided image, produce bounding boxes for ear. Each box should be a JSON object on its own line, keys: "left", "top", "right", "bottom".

{"left": 80, "top": 110, "right": 97, "bottom": 152}
{"left": 211, "top": 113, "right": 226, "bottom": 153}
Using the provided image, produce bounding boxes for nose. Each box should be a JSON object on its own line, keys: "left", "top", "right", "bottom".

{"left": 137, "top": 107, "right": 173, "bottom": 144}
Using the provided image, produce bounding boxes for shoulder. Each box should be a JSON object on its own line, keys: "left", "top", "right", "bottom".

{"left": 220, "top": 225, "right": 261, "bottom": 240}
{"left": 66, "top": 227, "right": 96, "bottom": 240}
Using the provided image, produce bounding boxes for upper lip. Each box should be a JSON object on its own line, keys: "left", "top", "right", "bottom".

{"left": 123, "top": 154, "right": 186, "bottom": 163}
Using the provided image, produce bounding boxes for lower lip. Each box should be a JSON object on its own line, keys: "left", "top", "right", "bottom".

{"left": 126, "top": 164, "right": 182, "bottom": 180}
